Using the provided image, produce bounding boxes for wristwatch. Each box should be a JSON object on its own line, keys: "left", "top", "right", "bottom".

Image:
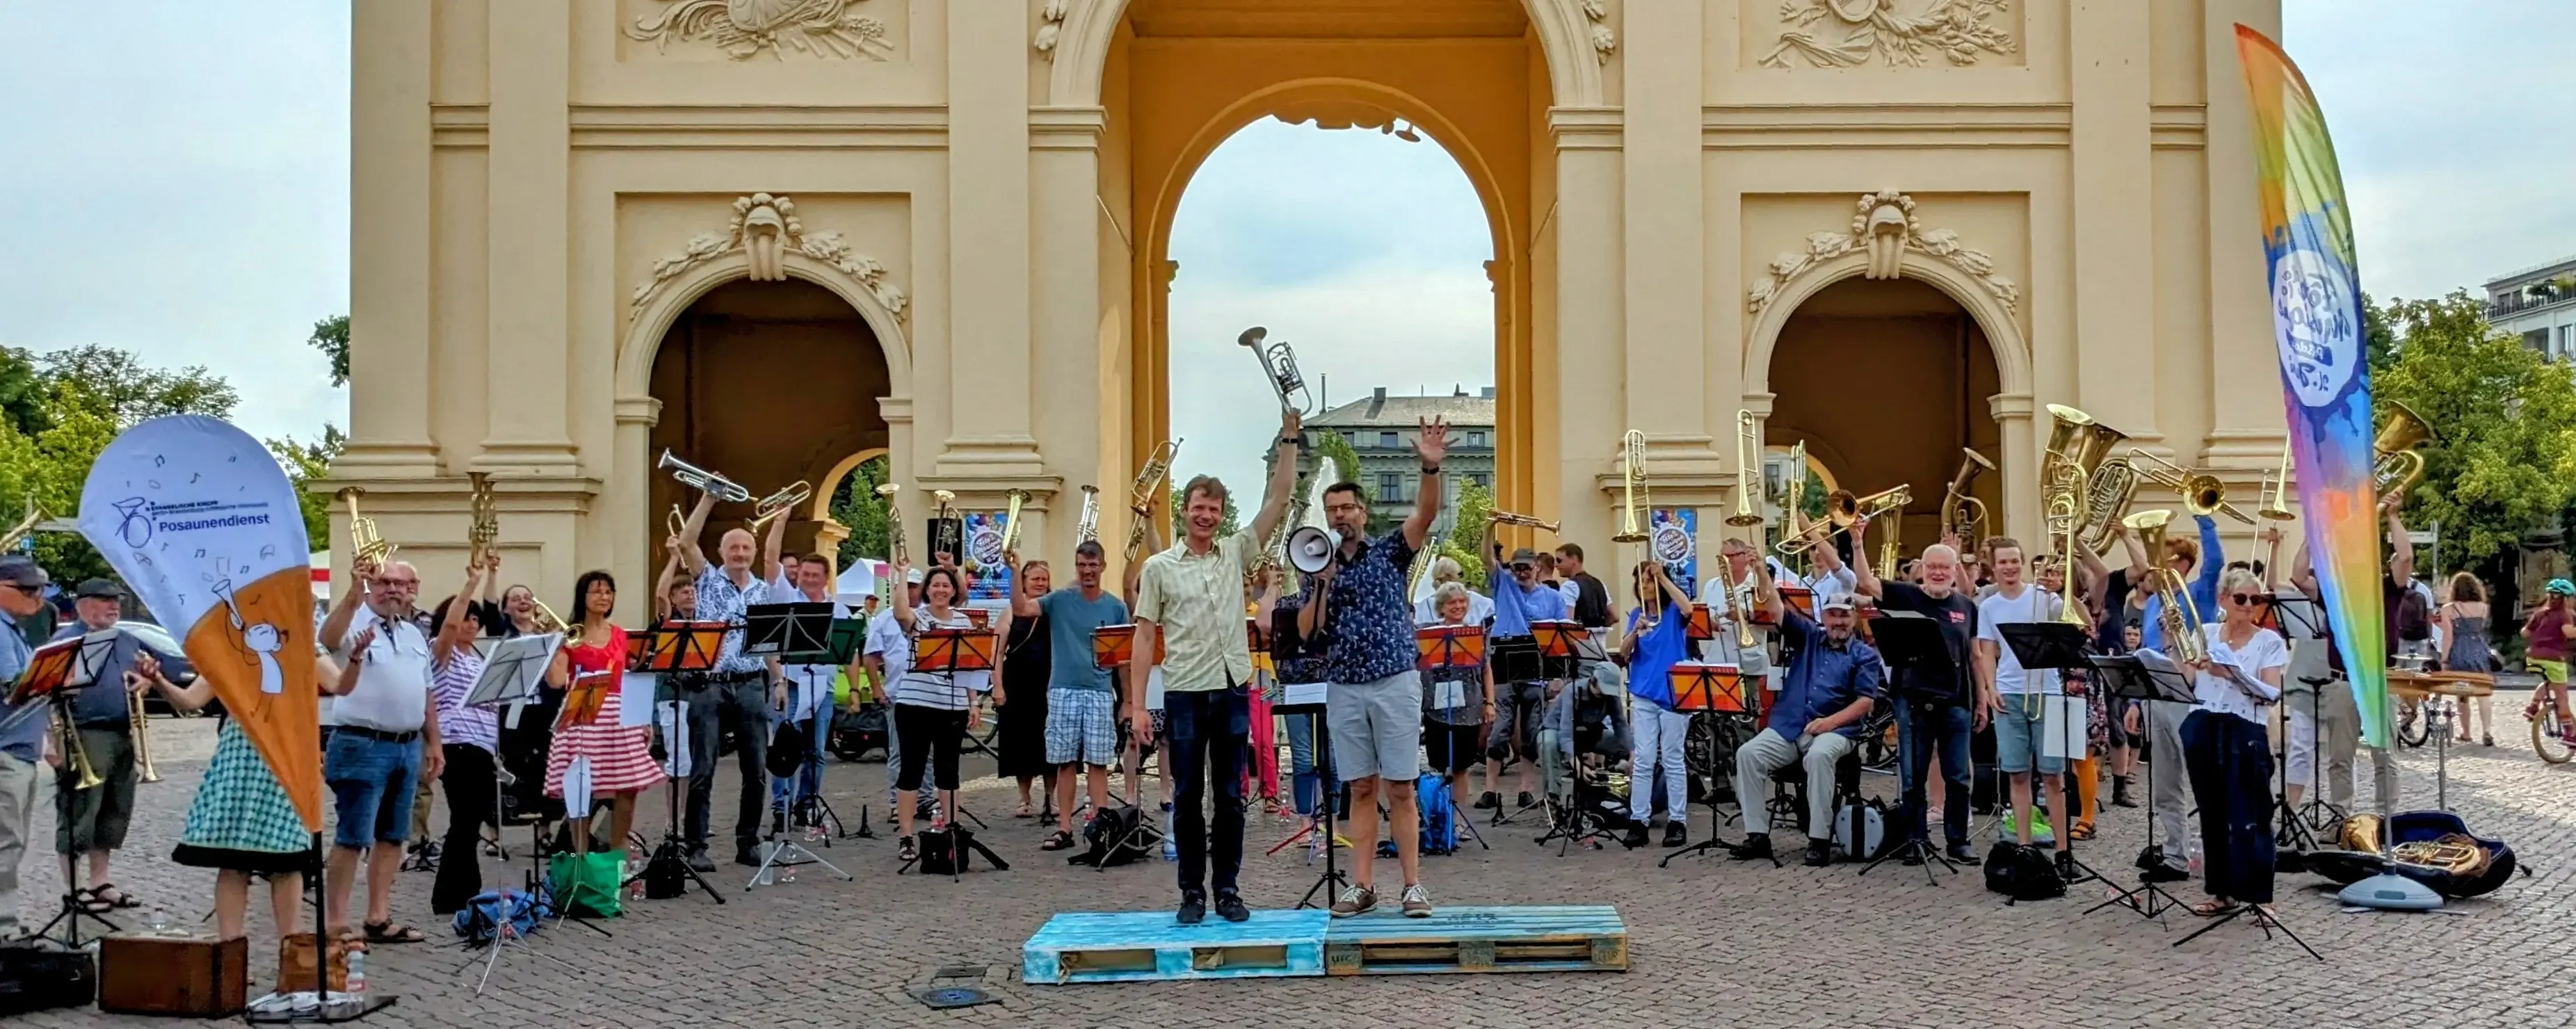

{"left": 1278, "top": 435, "right": 1301, "bottom": 448}
{"left": 1421, "top": 462, "right": 1442, "bottom": 475}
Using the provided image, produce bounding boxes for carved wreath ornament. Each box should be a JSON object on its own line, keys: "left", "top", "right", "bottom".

{"left": 1762, "top": 0, "right": 2015, "bottom": 69}
{"left": 631, "top": 193, "right": 908, "bottom": 321}
{"left": 1746, "top": 191, "right": 2019, "bottom": 316}
{"left": 626, "top": 0, "right": 894, "bottom": 60}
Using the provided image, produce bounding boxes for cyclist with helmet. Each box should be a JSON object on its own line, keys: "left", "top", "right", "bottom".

{"left": 2525, "top": 578, "right": 2575, "bottom": 747}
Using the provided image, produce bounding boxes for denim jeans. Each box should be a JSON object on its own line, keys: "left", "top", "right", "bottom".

{"left": 1166, "top": 686, "right": 1250, "bottom": 897}
{"left": 325, "top": 730, "right": 425, "bottom": 850}
{"left": 1894, "top": 697, "right": 1971, "bottom": 846}
{"left": 678, "top": 674, "right": 771, "bottom": 853}
{"left": 1283, "top": 709, "right": 1337, "bottom": 816}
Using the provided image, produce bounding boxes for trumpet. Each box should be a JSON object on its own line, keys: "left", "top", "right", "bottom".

{"left": 55, "top": 708, "right": 102, "bottom": 791}
{"left": 1238, "top": 327, "right": 1314, "bottom": 414}
{"left": 2125, "top": 450, "right": 2252, "bottom": 524}
{"left": 2373, "top": 399, "right": 2433, "bottom": 502}
{"left": 529, "top": 597, "right": 583, "bottom": 647}
{"left": 876, "top": 483, "right": 908, "bottom": 565}
{"left": 658, "top": 449, "right": 750, "bottom": 504}
{"left": 1075, "top": 485, "right": 1100, "bottom": 543}
{"left": 1127, "top": 439, "right": 1182, "bottom": 562}
{"left": 337, "top": 487, "right": 395, "bottom": 569}
{"left": 2125, "top": 509, "right": 2205, "bottom": 663}
{"left": 129, "top": 686, "right": 159, "bottom": 784}
{"left": 2257, "top": 439, "right": 2296, "bottom": 521}
{"left": 1940, "top": 449, "right": 1994, "bottom": 549}
{"left": 1488, "top": 510, "right": 1559, "bottom": 533}
{"left": 999, "top": 489, "right": 1031, "bottom": 554}
{"left": 666, "top": 504, "right": 686, "bottom": 542}
{"left": 466, "top": 472, "right": 499, "bottom": 567}
{"left": 746, "top": 480, "right": 813, "bottom": 534}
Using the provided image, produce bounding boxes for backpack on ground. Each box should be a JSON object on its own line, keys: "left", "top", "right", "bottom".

{"left": 1070, "top": 804, "right": 1159, "bottom": 868}
{"left": 1418, "top": 773, "right": 1458, "bottom": 855}
{"left": 1983, "top": 841, "right": 2066, "bottom": 903}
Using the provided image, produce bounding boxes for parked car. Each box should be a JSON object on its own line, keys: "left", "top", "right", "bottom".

{"left": 115, "top": 620, "right": 218, "bottom": 718}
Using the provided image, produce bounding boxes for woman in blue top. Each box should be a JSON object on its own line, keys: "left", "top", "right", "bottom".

{"left": 1622, "top": 559, "right": 1728, "bottom": 848}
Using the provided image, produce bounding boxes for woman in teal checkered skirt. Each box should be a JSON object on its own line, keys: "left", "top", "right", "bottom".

{"left": 150, "top": 653, "right": 315, "bottom": 942}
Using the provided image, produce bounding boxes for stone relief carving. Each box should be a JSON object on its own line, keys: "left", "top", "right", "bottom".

{"left": 1761, "top": 0, "right": 2015, "bottom": 70}
{"left": 626, "top": 0, "right": 896, "bottom": 61}
{"left": 1033, "top": 0, "right": 1069, "bottom": 58}
{"left": 632, "top": 193, "right": 910, "bottom": 321}
{"left": 1746, "top": 191, "right": 2019, "bottom": 317}
{"left": 1583, "top": 0, "right": 1616, "bottom": 63}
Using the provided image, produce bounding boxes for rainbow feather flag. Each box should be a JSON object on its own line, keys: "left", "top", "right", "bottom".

{"left": 2237, "top": 26, "right": 2390, "bottom": 747}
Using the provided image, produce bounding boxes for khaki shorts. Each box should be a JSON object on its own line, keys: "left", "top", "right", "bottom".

{"left": 1328, "top": 672, "right": 1423, "bottom": 783}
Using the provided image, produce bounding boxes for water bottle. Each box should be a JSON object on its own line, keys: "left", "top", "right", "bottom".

{"left": 344, "top": 947, "right": 369, "bottom": 1000}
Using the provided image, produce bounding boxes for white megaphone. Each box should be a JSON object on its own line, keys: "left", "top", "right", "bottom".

{"left": 1287, "top": 525, "right": 1340, "bottom": 575}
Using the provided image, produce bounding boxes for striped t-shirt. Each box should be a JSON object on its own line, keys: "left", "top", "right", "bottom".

{"left": 430, "top": 649, "right": 499, "bottom": 754}
{"left": 894, "top": 608, "right": 980, "bottom": 711}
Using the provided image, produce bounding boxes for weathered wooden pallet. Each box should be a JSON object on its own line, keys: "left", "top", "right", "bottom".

{"left": 1321, "top": 905, "right": 1627, "bottom": 976}
{"left": 1021, "top": 910, "right": 1330, "bottom": 985}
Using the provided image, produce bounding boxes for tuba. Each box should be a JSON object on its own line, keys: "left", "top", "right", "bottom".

{"left": 1074, "top": 485, "right": 1100, "bottom": 544}
{"left": 1940, "top": 449, "right": 1995, "bottom": 549}
{"left": 746, "top": 480, "right": 813, "bottom": 535}
{"left": 2125, "top": 510, "right": 2205, "bottom": 663}
{"left": 1125, "top": 440, "right": 1182, "bottom": 562}
{"left": 658, "top": 449, "right": 750, "bottom": 504}
{"left": 2373, "top": 400, "right": 2433, "bottom": 502}
{"left": 876, "top": 483, "right": 908, "bottom": 565}
{"left": 337, "top": 487, "right": 395, "bottom": 568}
{"left": 466, "top": 472, "right": 499, "bottom": 567}
{"left": 2041, "top": 405, "right": 2127, "bottom": 629}
{"left": 1238, "top": 327, "right": 1314, "bottom": 414}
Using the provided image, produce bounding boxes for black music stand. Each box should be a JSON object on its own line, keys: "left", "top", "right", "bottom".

{"left": 743, "top": 602, "right": 834, "bottom": 659}
{"left": 1275, "top": 688, "right": 1350, "bottom": 909}
{"left": 2079, "top": 654, "right": 2195, "bottom": 923}
{"left": 1415, "top": 626, "right": 1491, "bottom": 852}
{"left": 620, "top": 623, "right": 727, "bottom": 905}
{"left": 1483, "top": 635, "right": 1547, "bottom": 827}
{"left": 1663, "top": 663, "right": 1762, "bottom": 867}
{"left": 14, "top": 634, "right": 124, "bottom": 947}
{"left": 2265, "top": 594, "right": 2344, "bottom": 847}
{"left": 901, "top": 626, "right": 999, "bottom": 881}
{"left": 1858, "top": 613, "right": 1960, "bottom": 885}
{"left": 1998, "top": 622, "right": 2103, "bottom": 886}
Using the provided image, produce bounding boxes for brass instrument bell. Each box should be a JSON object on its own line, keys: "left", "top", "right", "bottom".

{"left": 129, "top": 686, "right": 159, "bottom": 784}
{"left": 1075, "top": 485, "right": 1100, "bottom": 544}
{"left": 337, "top": 486, "right": 395, "bottom": 568}
{"left": 1239, "top": 327, "right": 1314, "bottom": 414}
{"left": 657, "top": 449, "right": 751, "bottom": 504}
{"left": 2257, "top": 439, "right": 2296, "bottom": 521}
{"left": 1722, "top": 416, "right": 1760, "bottom": 530}
{"left": 2373, "top": 400, "right": 2433, "bottom": 501}
{"left": 876, "top": 483, "right": 908, "bottom": 565}
{"left": 529, "top": 598, "right": 583, "bottom": 646}
{"left": 999, "top": 489, "right": 1031, "bottom": 554}
{"left": 746, "top": 480, "right": 814, "bottom": 533}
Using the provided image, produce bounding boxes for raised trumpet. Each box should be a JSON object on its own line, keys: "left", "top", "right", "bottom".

{"left": 666, "top": 504, "right": 686, "bottom": 541}
{"left": 745, "top": 480, "right": 813, "bottom": 534}
{"left": 658, "top": 448, "right": 750, "bottom": 504}
{"left": 1488, "top": 510, "right": 1559, "bottom": 533}
{"left": 336, "top": 487, "right": 394, "bottom": 568}
{"left": 1239, "top": 327, "right": 1314, "bottom": 414}
{"left": 876, "top": 483, "right": 908, "bottom": 565}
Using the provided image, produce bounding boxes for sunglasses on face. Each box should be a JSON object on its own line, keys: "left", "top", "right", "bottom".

{"left": 2229, "top": 592, "right": 2262, "bottom": 606}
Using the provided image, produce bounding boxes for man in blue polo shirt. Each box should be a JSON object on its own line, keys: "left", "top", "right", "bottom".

{"left": 0, "top": 558, "right": 48, "bottom": 938}
{"left": 1728, "top": 592, "right": 1882, "bottom": 866}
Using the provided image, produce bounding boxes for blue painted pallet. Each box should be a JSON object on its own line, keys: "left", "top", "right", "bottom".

{"left": 1321, "top": 905, "right": 1627, "bottom": 975}
{"left": 1022, "top": 910, "right": 1330, "bottom": 985}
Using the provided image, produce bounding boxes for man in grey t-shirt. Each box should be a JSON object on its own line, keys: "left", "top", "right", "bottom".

{"left": 1013, "top": 541, "right": 1128, "bottom": 848}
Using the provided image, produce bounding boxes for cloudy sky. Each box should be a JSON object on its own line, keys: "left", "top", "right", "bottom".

{"left": 1, "top": 1, "right": 2567, "bottom": 495}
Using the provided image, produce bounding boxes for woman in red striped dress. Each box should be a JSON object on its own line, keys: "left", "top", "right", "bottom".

{"left": 546, "top": 570, "right": 663, "bottom": 855}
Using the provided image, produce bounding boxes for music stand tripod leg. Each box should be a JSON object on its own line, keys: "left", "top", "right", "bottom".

{"left": 1294, "top": 715, "right": 1349, "bottom": 909}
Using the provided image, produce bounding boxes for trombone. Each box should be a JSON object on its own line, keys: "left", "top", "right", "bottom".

{"left": 746, "top": 480, "right": 814, "bottom": 534}
{"left": 1778, "top": 485, "right": 1908, "bottom": 557}
{"left": 1489, "top": 510, "right": 1559, "bottom": 533}
{"left": 529, "top": 598, "right": 583, "bottom": 646}
{"left": 1239, "top": 327, "right": 1314, "bottom": 414}
{"left": 129, "top": 687, "right": 159, "bottom": 784}
{"left": 657, "top": 449, "right": 750, "bottom": 504}
{"left": 2257, "top": 439, "right": 2296, "bottom": 522}
{"left": 54, "top": 708, "right": 103, "bottom": 791}
{"left": 876, "top": 483, "right": 908, "bottom": 565}
{"left": 2125, "top": 451, "right": 2252, "bottom": 524}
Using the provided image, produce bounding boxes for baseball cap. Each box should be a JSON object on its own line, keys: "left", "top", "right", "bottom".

{"left": 906, "top": 568, "right": 926, "bottom": 585}
{"left": 1819, "top": 593, "right": 1858, "bottom": 613}
{"left": 0, "top": 558, "right": 47, "bottom": 591}
{"left": 1508, "top": 548, "right": 1540, "bottom": 567}
{"left": 75, "top": 578, "right": 123, "bottom": 600}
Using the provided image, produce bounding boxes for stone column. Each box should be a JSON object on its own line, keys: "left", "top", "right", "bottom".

{"left": 341, "top": 0, "right": 437, "bottom": 477}
{"left": 2069, "top": 0, "right": 2159, "bottom": 444}
{"left": 1031, "top": 106, "right": 1106, "bottom": 565}
{"left": 941, "top": 1, "right": 1040, "bottom": 473}
{"left": 1550, "top": 109, "right": 1624, "bottom": 552}
{"left": 2202, "top": 0, "right": 2290, "bottom": 469}
{"left": 1620, "top": 0, "right": 1708, "bottom": 451}
{"left": 610, "top": 397, "right": 660, "bottom": 624}
{"left": 479, "top": 0, "right": 576, "bottom": 474}
{"left": 1990, "top": 392, "right": 2037, "bottom": 544}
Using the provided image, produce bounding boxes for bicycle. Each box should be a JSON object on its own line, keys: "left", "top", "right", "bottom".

{"left": 2530, "top": 690, "right": 2575, "bottom": 765}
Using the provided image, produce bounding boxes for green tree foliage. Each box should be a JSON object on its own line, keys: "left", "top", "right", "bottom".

{"left": 1437, "top": 479, "right": 1493, "bottom": 586}
{"left": 2372, "top": 291, "right": 2576, "bottom": 568}
{"left": 266, "top": 425, "right": 347, "bottom": 549}
{"left": 309, "top": 315, "right": 351, "bottom": 387}
{"left": 827, "top": 455, "right": 892, "bottom": 567}
{"left": 0, "top": 347, "right": 53, "bottom": 437}
{"left": 37, "top": 346, "right": 237, "bottom": 427}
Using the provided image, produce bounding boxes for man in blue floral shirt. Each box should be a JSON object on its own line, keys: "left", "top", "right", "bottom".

{"left": 1299, "top": 416, "right": 1451, "bottom": 919}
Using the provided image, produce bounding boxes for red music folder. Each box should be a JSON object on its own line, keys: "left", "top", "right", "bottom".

{"left": 1414, "top": 624, "right": 1488, "bottom": 671}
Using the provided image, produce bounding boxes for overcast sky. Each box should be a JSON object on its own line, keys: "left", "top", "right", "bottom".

{"left": 0, "top": 0, "right": 2566, "bottom": 496}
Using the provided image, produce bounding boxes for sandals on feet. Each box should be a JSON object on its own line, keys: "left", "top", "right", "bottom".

{"left": 897, "top": 836, "right": 918, "bottom": 862}
{"left": 90, "top": 884, "right": 140, "bottom": 909}
{"left": 2069, "top": 823, "right": 2096, "bottom": 842}
{"left": 72, "top": 889, "right": 113, "bottom": 915}
{"left": 2189, "top": 899, "right": 2241, "bottom": 918}
{"left": 1040, "top": 829, "right": 1077, "bottom": 851}
{"left": 363, "top": 921, "right": 426, "bottom": 944}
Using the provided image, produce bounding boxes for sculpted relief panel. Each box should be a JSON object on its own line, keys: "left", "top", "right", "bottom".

{"left": 1746, "top": 191, "right": 2020, "bottom": 318}
{"left": 622, "top": 0, "right": 903, "bottom": 61}
{"left": 1748, "top": 0, "right": 2020, "bottom": 70}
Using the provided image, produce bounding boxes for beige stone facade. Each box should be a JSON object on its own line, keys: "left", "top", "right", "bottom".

{"left": 336, "top": 0, "right": 2292, "bottom": 618}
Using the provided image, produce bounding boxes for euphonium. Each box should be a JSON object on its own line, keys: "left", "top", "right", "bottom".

{"left": 1940, "top": 449, "right": 1995, "bottom": 549}
{"left": 1074, "top": 485, "right": 1100, "bottom": 543}
{"left": 1617, "top": 430, "right": 1658, "bottom": 542}
{"left": 657, "top": 449, "right": 750, "bottom": 503}
{"left": 465, "top": 472, "right": 499, "bottom": 567}
{"left": 1489, "top": 510, "right": 1559, "bottom": 532}
{"left": 1238, "top": 327, "right": 1314, "bottom": 414}
{"left": 876, "top": 483, "right": 908, "bottom": 565}
{"left": 2125, "top": 510, "right": 2205, "bottom": 663}
{"left": 746, "top": 480, "right": 814, "bottom": 534}
{"left": 2373, "top": 399, "right": 2433, "bottom": 501}
{"left": 55, "top": 709, "right": 102, "bottom": 791}
{"left": 529, "top": 598, "right": 583, "bottom": 646}
{"left": 129, "top": 687, "right": 159, "bottom": 784}
{"left": 337, "top": 487, "right": 394, "bottom": 567}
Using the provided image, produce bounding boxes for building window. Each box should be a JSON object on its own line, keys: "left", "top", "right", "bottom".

{"left": 1377, "top": 472, "right": 1404, "bottom": 503}
{"left": 1378, "top": 431, "right": 1400, "bottom": 448}
{"left": 1466, "top": 430, "right": 1486, "bottom": 447}
{"left": 2526, "top": 329, "right": 2551, "bottom": 354}
{"left": 2560, "top": 324, "right": 2574, "bottom": 359}
{"left": 1470, "top": 472, "right": 1492, "bottom": 489}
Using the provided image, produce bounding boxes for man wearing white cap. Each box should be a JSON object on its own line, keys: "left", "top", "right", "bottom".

{"left": 1728, "top": 591, "right": 1882, "bottom": 866}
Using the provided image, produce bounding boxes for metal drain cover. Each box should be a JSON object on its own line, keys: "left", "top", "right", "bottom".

{"left": 913, "top": 986, "right": 997, "bottom": 1010}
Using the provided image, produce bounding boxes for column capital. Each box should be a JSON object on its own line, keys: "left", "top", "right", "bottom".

{"left": 613, "top": 395, "right": 663, "bottom": 426}
{"left": 1548, "top": 107, "right": 1624, "bottom": 149}
{"left": 1739, "top": 391, "right": 1778, "bottom": 418}
{"left": 1987, "top": 391, "right": 2034, "bottom": 421}
{"left": 878, "top": 394, "right": 915, "bottom": 426}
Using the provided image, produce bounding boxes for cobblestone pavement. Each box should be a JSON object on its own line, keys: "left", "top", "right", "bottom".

{"left": 13, "top": 712, "right": 2574, "bottom": 1028}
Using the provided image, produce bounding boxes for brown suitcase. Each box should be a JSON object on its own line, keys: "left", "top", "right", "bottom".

{"left": 99, "top": 934, "right": 248, "bottom": 1016}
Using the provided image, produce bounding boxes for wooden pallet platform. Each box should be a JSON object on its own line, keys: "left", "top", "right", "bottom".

{"left": 1321, "top": 905, "right": 1627, "bottom": 976}
{"left": 1022, "top": 910, "right": 1330, "bottom": 985}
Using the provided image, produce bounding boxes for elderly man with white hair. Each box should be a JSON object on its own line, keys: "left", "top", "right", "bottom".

{"left": 319, "top": 556, "right": 446, "bottom": 943}
{"left": 674, "top": 494, "right": 787, "bottom": 870}
{"left": 1852, "top": 519, "right": 1984, "bottom": 867}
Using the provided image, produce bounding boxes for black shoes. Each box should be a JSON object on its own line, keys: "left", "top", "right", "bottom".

{"left": 1516, "top": 791, "right": 1537, "bottom": 810}
{"left": 2135, "top": 845, "right": 2163, "bottom": 871}
{"left": 2111, "top": 776, "right": 2139, "bottom": 808}
{"left": 1803, "top": 839, "right": 1833, "bottom": 867}
{"left": 1728, "top": 836, "right": 1773, "bottom": 862}
{"left": 2055, "top": 849, "right": 2079, "bottom": 882}
{"left": 1214, "top": 889, "right": 1250, "bottom": 923}
{"left": 735, "top": 846, "right": 763, "bottom": 867}
{"left": 1177, "top": 891, "right": 1207, "bottom": 926}
{"left": 2141, "top": 864, "right": 2190, "bottom": 884}
{"left": 1474, "top": 791, "right": 1501, "bottom": 811}
{"left": 1662, "top": 822, "right": 1688, "bottom": 848}
{"left": 1947, "top": 842, "right": 1982, "bottom": 866}
{"left": 684, "top": 846, "right": 716, "bottom": 873}
{"left": 1623, "top": 825, "right": 1650, "bottom": 849}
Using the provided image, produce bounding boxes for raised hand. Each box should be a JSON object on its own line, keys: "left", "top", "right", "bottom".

{"left": 1415, "top": 416, "right": 1451, "bottom": 467}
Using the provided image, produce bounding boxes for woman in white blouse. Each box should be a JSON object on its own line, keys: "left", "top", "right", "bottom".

{"left": 2179, "top": 567, "right": 2287, "bottom": 921}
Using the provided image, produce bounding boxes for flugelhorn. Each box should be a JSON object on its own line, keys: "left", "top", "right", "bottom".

{"left": 746, "top": 480, "right": 813, "bottom": 534}
{"left": 658, "top": 448, "right": 750, "bottom": 504}
{"left": 466, "top": 472, "right": 499, "bottom": 567}
{"left": 1940, "top": 449, "right": 1994, "bottom": 548}
{"left": 1075, "top": 485, "right": 1100, "bottom": 543}
{"left": 876, "top": 483, "right": 908, "bottom": 565}
{"left": 1239, "top": 327, "right": 1314, "bottom": 414}
{"left": 2373, "top": 399, "right": 2433, "bottom": 501}
{"left": 1489, "top": 510, "right": 1559, "bottom": 533}
{"left": 999, "top": 489, "right": 1031, "bottom": 554}
{"left": 336, "top": 487, "right": 394, "bottom": 568}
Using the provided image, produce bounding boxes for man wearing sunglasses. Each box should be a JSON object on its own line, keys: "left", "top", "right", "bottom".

{"left": 0, "top": 558, "right": 50, "bottom": 939}
{"left": 1481, "top": 538, "right": 1566, "bottom": 815}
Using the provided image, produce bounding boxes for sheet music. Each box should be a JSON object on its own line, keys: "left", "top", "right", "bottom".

{"left": 2040, "top": 696, "right": 2086, "bottom": 760}
{"left": 656, "top": 700, "right": 692, "bottom": 778}
{"left": 1283, "top": 681, "right": 1327, "bottom": 708}
{"left": 619, "top": 672, "right": 657, "bottom": 728}
{"left": 561, "top": 756, "right": 593, "bottom": 819}
{"left": 1433, "top": 681, "right": 1465, "bottom": 710}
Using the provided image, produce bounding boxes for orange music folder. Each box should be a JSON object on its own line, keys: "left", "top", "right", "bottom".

{"left": 1090, "top": 623, "right": 1165, "bottom": 670}
{"left": 1414, "top": 624, "right": 1488, "bottom": 671}
{"left": 1685, "top": 603, "right": 1714, "bottom": 641}
{"left": 1668, "top": 662, "right": 1748, "bottom": 715}
{"left": 557, "top": 670, "right": 614, "bottom": 729}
